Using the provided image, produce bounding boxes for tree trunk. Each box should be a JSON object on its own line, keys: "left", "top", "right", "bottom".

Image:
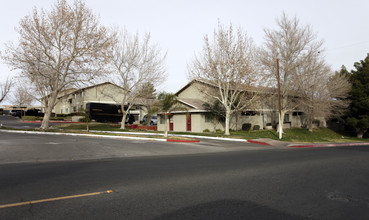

{"left": 40, "top": 107, "right": 51, "bottom": 130}
{"left": 307, "top": 116, "right": 314, "bottom": 132}
{"left": 164, "top": 114, "right": 168, "bottom": 137}
{"left": 307, "top": 107, "right": 314, "bottom": 132}
{"left": 120, "top": 112, "right": 127, "bottom": 129}
{"left": 277, "top": 110, "right": 287, "bottom": 139}
{"left": 224, "top": 108, "right": 231, "bottom": 135}
{"left": 40, "top": 91, "right": 58, "bottom": 130}
{"left": 235, "top": 112, "right": 239, "bottom": 131}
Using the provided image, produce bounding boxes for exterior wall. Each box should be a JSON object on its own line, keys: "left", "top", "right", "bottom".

{"left": 177, "top": 82, "right": 213, "bottom": 102}
{"left": 162, "top": 80, "right": 329, "bottom": 133}
{"left": 231, "top": 114, "right": 264, "bottom": 130}
{"left": 173, "top": 114, "right": 186, "bottom": 132}
{"left": 53, "top": 83, "right": 125, "bottom": 114}
{"left": 291, "top": 115, "right": 303, "bottom": 128}
{"left": 190, "top": 113, "right": 203, "bottom": 133}
{"left": 157, "top": 112, "right": 268, "bottom": 133}
{"left": 199, "top": 114, "right": 224, "bottom": 132}
{"left": 157, "top": 115, "right": 165, "bottom": 131}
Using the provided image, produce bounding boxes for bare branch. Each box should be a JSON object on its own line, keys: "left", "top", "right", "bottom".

{"left": 0, "top": 77, "right": 13, "bottom": 103}
{"left": 188, "top": 22, "right": 259, "bottom": 135}
{"left": 2, "top": 0, "right": 114, "bottom": 129}
{"left": 107, "top": 29, "right": 167, "bottom": 129}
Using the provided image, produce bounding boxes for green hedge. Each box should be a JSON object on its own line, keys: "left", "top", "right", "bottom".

{"left": 242, "top": 123, "right": 252, "bottom": 131}
{"left": 253, "top": 125, "right": 260, "bottom": 130}
{"left": 56, "top": 114, "right": 71, "bottom": 117}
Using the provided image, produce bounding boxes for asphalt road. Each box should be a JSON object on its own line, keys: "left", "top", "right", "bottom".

{"left": 0, "top": 131, "right": 269, "bottom": 164}
{"left": 0, "top": 136, "right": 369, "bottom": 219}
{"left": 0, "top": 115, "right": 59, "bottom": 129}
{"left": 1, "top": 115, "right": 369, "bottom": 219}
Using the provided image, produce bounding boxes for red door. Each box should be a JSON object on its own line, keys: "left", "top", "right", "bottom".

{"left": 169, "top": 116, "right": 174, "bottom": 131}
{"left": 186, "top": 113, "right": 191, "bottom": 131}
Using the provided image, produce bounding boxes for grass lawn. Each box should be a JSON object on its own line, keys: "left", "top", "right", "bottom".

{"left": 54, "top": 123, "right": 130, "bottom": 131}
{"left": 230, "top": 128, "right": 364, "bottom": 143}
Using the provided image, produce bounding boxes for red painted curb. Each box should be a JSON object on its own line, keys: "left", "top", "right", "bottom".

{"left": 247, "top": 140, "right": 271, "bottom": 146}
{"left": 289, "top": 142, "right": 369, "bottom": 148}
{"left": 167, "top": 139, "right": 200, "bottom": 143}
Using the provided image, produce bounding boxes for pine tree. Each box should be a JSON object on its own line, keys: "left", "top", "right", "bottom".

{"left": 346, "top": 54, "right": 369, "bottom": 138}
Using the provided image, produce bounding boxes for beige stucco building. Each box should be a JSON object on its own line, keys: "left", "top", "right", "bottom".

{"left": 53, "top": 82, "right": 125, "bottom": 114}
{"left": 50, "top": 82, "right": 148, "bottom": 122}
{"left": 157, "top": 80, "right": 309, "bottom": 133}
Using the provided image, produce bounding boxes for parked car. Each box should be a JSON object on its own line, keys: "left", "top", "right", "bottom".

{"left": 142, "top": 115, "right": 157, "bottom": 125}
{"left": 150, "top": 115, "right": 157, "bottom": 125}
{"left": 10, "top": 110, "right": 24, "bottom": 118}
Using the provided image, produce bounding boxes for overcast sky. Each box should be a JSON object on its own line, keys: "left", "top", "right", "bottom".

{"left": 1, "top": 0, "right": 369, "bottom": 104}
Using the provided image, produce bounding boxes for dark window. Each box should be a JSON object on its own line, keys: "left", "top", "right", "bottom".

{"left": 241, "top": 111, "right": 258, "bottom": 116}
{"left": 292, "top": 112, "right": 304, "bottom": 116}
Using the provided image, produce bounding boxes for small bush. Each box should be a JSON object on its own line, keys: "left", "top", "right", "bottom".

{"left": 50, "top": 117, "right": 67, "bottom": 121}
{"left": 242, "top": 123, "right": 252, "bottom": 131}
{"left": 79, "top": 117, "right": 89, "bottom": 122}
{"left": 266, "top": 123, "right": 272, "bottom": 126}
{"left": 253, "top": 125, "right": 260, "bottom": 130}
{"left": 203, "top": 129, "right": 210, "bottom": 132}
{"left": 56, "top": 114, "right": 70, "bottom": 117}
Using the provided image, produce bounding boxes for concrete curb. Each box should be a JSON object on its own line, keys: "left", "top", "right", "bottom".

{"left": 88, "top": 130, "right": 250, "bottom": 143}
{"left": 0, "top": 129, "right": 267, "bottom": 145}
{"left": 247, "top": 140, "right": 271, "bottom": 146}
{"left": 167, "top": 139, "right": 200, "bottom": 143}
{"left": 0, "top": 129, "right": 166, "bottom": 142}
{"left": 93, "top": 131, "right": 272, "bottom": 145}
{"left": 0, "top": 129, "right": 206, "bottom": 143}
{"left": 288, "top": 142, "right": 369, "bottom": 148}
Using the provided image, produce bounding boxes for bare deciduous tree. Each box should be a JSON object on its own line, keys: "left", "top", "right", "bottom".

{"left": 108, "top": 30, "right": 167, "bottom": 129}
{"left": 293, "top": 54, "right": 350, "bottom": 131}
{"left": 258, "top": 13, "right": 325, "bottom": 137}
{"left": 0, "top": 77, "right": 13, "bottom": 103}
{"left": 188, "top": 22, "right": 259, "bottom": 135}
{"left": 11, "top": 83, "right": 34, "bottom": 107}
{"left": 2, "top": 0, "right": 114, "bottom": 129}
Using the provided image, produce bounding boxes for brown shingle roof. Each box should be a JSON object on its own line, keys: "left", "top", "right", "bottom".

{"left": 177, "top": 98, "right": 208, "bottom": 110}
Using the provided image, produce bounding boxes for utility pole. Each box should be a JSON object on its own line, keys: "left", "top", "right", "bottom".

{"left": 276, "top": 58, "right": 282, "bottom": 139}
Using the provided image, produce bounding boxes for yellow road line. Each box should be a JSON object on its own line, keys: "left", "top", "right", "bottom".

{"left": 0, "top": 190, "right": 114, "bottom": 209}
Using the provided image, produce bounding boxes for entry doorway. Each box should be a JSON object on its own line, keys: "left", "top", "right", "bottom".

{"left": 169, "top": 116, "right": 174, "bottom": 131}
{"left": 186, "top": 113, "right": 191, "bottom": 132}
